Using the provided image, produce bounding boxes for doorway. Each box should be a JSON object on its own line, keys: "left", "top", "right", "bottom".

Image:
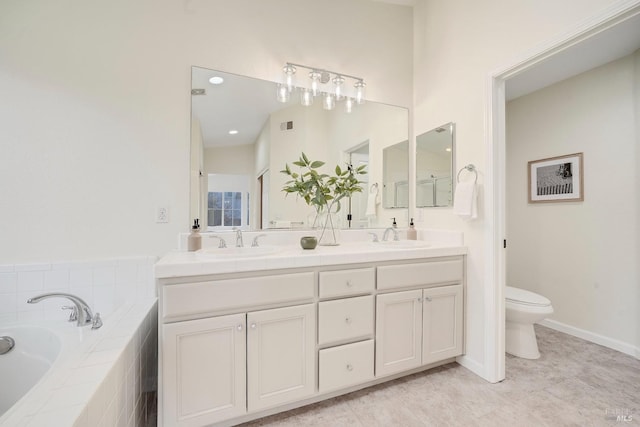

{"left": 487, "top": 2, "right": 640, "bottom": 382}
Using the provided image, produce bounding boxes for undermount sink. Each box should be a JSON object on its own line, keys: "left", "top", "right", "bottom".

{"left": 371, "top": 240, "right": 431, "bottom": 249}
{"left": 196, "top": 246, "right": 281, "bottom": 258}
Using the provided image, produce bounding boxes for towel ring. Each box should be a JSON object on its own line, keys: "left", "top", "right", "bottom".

{"left": 456, "top": 164, "right": 478, "bottom": 183}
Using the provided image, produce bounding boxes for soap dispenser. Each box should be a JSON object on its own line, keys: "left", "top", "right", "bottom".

{"left": 187, "top": 219, "right": 202, "bottom": 252}
{"left": 407, "top": 218, "right": 417, "bottom": 240}
{"left": 392, "top": 217, "right": 397, "bottom": 228}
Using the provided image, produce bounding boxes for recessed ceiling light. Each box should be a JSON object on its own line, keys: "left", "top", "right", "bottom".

{"left": 209, "top": 76, "right": 224, "bottom": 85}
{"left": 228, "top": 129, "right": 238, "bottom": 135}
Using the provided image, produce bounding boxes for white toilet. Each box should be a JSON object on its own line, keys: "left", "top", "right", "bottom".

{"left": 505, "top": 286, "right": 554, "bottom": 359}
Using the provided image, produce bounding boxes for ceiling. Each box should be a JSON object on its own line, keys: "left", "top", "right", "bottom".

{"left": 506, "top": 11, "right": 640, "bottom": 100}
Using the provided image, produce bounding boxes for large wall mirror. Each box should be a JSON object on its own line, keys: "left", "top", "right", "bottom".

{"left": 190, "top": 66, "right": 409, "bottom": 231}
{"left": 416, "top": 123, "right": 455, "bottom": 207}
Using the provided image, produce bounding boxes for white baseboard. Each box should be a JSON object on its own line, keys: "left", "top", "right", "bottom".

{"left": 456, "top": 355, "right": 488, "bottom": 380}
{"left": 539, "top": 319, "right": 640, "bottom": 360}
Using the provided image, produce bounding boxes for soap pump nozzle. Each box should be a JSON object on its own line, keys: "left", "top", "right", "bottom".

{"left": 392, "top": 217, "right": 397, "bottom": 228}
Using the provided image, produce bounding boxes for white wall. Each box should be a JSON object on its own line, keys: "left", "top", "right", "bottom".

{"left": 413, "top": 0, "right": 620, "bottom": 378}
{"left": 0, "top": 0, "right": 413, "bottom": 264}
{"left": 506, "top": 53, "right": 639, "bottom": 351}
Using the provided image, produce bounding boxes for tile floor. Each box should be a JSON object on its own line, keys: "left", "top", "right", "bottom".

{"left": 241, "top": 326, "right": 640, "bottom": 426}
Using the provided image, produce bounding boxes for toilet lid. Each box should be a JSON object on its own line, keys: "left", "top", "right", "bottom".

{"left": 506, "top": 286, "right": 551, "bottom": 306}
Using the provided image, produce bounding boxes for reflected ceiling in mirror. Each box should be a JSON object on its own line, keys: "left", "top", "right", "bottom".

{"left": 190, "top": 66, "right": 409, "bottom": 231}
{"left": 416, "top": 123, "right": 455, "bottom": 208}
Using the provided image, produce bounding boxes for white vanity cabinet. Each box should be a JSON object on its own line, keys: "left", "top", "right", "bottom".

{"left": 375, "top": 259, "right": 464, "bottom": 377}
{"left": 157, "top": 253, "right": 466, "bottom": 427}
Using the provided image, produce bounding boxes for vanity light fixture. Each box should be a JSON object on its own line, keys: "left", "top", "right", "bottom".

{"left": 278, "top": 62, "right": 367, "bottom": 112}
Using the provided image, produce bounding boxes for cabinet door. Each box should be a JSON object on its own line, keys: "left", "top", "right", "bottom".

{"left": 247, "top": 303, "right": 316, "bottom": 411}
{"left": 375, "top": 290, "right": 423, "bottom": 376}
{"left": 422, "top": 284, "right": 464, "bottom": 365}
{"left": 162, "top": 313, "right": 246, "bottom": 427}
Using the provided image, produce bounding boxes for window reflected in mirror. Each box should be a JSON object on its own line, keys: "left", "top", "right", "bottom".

{"left": 416, "top": 123, "right": 455, "bottom": 208}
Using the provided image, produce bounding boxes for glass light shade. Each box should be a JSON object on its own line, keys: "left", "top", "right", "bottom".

{"left": 309, "top": 71, "right": 322, "bottom": 96}
{"left": 344, "top": 97, "right": 354, "bottom": 113}
{"left": 283, "top": 64, "right": 296, "bottom": 91}
{"left": 333, "top": 75, "right": 345, "bottom": 100}
{"left": 354, "top": 80, "right": 366, "bottom": 104}
{"left": 300, "top": 88, "right": 313, "bottom": 106}
{"left": 276, "top": 84, "right": 290, "bottom": 103}
{"left": 323, "top": 93, "right": 335, "bottom": 110}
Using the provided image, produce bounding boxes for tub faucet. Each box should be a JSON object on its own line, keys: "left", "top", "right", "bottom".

{"left": 382, "top": 227, "right": 400, "bottom": 241}
{"left": 233, "top": 227, "right": 244, "bottom": 247}
{"left": 27, "top": 292, "right": 102, "bottom": 329}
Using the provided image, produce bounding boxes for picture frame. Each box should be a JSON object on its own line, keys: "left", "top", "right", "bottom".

{"left": 528, "top": 153, "right": 584, "bottom": 203}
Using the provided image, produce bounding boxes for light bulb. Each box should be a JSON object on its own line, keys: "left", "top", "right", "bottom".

{"left": 354, "top": 80, "right": 366, "bottom": 104}
{"left": 282, "top": 64, "right": 296, "bottom": 92}
{"left": 276, "top": 84, "right": 290, "bottom": 103}
{"left": 300, "top": 88, "right": 313, "bottom": 106}
{"left": 323, "top": 93, "right": 335, "bottom": 110}
{"left": 333, "top": 75, "right": 345, "bottom": 100}
{"left": 309, "top": 71, "right": 322, "bottom": 96}
{"left": 344, "top": 97, "right": 354, "bottom": 113}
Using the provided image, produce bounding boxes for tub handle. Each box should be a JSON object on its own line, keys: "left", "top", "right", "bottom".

{"left": 91, "top": 313, "right": 103, "bottom": 330}
{"left": 62, "top": 305, "right": 78, "bottom": 322}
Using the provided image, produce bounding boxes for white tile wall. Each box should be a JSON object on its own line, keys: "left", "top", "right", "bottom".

{"left": 0, "top": 256, "right": 156, "bottom": 323}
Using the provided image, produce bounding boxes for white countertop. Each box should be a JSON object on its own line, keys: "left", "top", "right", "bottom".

{"left": 154, "top": 241, "right": 467, "bottom": 279}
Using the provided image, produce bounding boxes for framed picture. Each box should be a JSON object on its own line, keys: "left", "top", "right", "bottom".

{"left": 528, "top": 153, "right": 584, "bottom": 203}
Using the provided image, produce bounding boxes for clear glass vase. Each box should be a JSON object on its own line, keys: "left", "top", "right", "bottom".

{"left": 315, "top": 210, "right": 341, "bottom": 246}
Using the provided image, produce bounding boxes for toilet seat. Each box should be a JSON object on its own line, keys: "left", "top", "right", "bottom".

{"left": 506, "top": 286, "right": 551, "bottom": 307}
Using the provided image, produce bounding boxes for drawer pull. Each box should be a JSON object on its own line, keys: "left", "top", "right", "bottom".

{"left": 346, "top": 280, "right": 353, "bottom": 287}
{"left": 346, "top": 364, "right": 353, "bottom": 371}
{"left": 237, "top": 324, "right": 243, "bottom": 331}
{"left": 250, "top": 323, "right": 257, "bottom": 329}
{"left": 345, "top": 317, "right": 352, "bottom": 324}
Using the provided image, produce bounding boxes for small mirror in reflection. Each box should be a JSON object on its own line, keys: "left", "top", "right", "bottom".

{"left": 416, "top": 123, "right": 455, "bottom": 208}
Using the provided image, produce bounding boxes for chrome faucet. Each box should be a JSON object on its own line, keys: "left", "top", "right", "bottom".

{"left": 27, "top": 292, "right": 102, "bottom": 329}
{"left": 233, "top": 228, "right": 244, "bottom": 247}
{"left": 382, "top": 227, "right": 400, "bottom": 241}
{"left": 251, "top": 234, "right": 267, "bottom": 247}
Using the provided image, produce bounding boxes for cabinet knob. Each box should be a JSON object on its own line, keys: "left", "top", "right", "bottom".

{"left": 346, "top": 364, "right": 353, "bottom": 371}
{"left": 250, "top": 323, "right": 257, "bottom": 329}
{"left": 345, "top": 317, "right": 352, "bottom": 324}
{"left": 417, "top": 297, "right": 422, "bottom": 302}
{"left": 346, "top": 280, "right": 353, "bottom": 287}
{"left": 237, "top": 324, "right": 243, "bottom": 331}
{"left": 425, "top": 296, "right": 432, "bottom": 302}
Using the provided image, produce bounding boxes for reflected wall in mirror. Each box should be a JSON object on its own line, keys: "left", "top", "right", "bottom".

{"left": 382, "top": 140, "right": 409, "bottom": 208}
{"left": 416, "top": 123, "right": 455, "bottom": 207}
{"left": 190, "top": 66, "right": 409, "bottom": 230}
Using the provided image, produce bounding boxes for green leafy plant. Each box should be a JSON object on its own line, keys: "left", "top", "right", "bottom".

{"left": 281, "top": 152, "right": 367, "bottom": 226}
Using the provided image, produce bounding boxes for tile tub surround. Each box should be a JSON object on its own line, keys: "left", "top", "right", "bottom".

{"left": 0, "top": 256, "right": 158, "bottom": 427}
{"left": 0, "top": 300, "right": 158, "bottom": 427}
{"left": 0, "top": 256, "right": 157, "bottom": 323}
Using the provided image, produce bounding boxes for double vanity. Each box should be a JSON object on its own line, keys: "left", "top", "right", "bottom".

{"left": 155, "top": 231, "right": 467, "bottom": 427}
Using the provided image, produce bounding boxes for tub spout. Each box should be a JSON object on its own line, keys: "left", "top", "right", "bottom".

{"left": 27, "top": 293, "right": 101, "bottom": 329}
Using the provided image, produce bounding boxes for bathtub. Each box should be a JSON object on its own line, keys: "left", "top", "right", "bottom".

{"left": 0, "top": 299, "right": 157, "bottom": 427}
{"left": 0, "top": 324, "right": 63, "bottom": 417}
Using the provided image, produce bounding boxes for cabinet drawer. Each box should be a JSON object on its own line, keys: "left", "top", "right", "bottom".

{"left": 377, "top": 259, "right": 463, "bottom": 290}
{"left": 319, "top": 267, "right": 375, "bottom": 298}
{"left": 318, "top": 295, "right": 374, "bottom": 346}
{"left": 319, "top": 340, "right": 374, "bottom": 392}
{"left": 162, "top": 272, "right": 314, "bottom": 321}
